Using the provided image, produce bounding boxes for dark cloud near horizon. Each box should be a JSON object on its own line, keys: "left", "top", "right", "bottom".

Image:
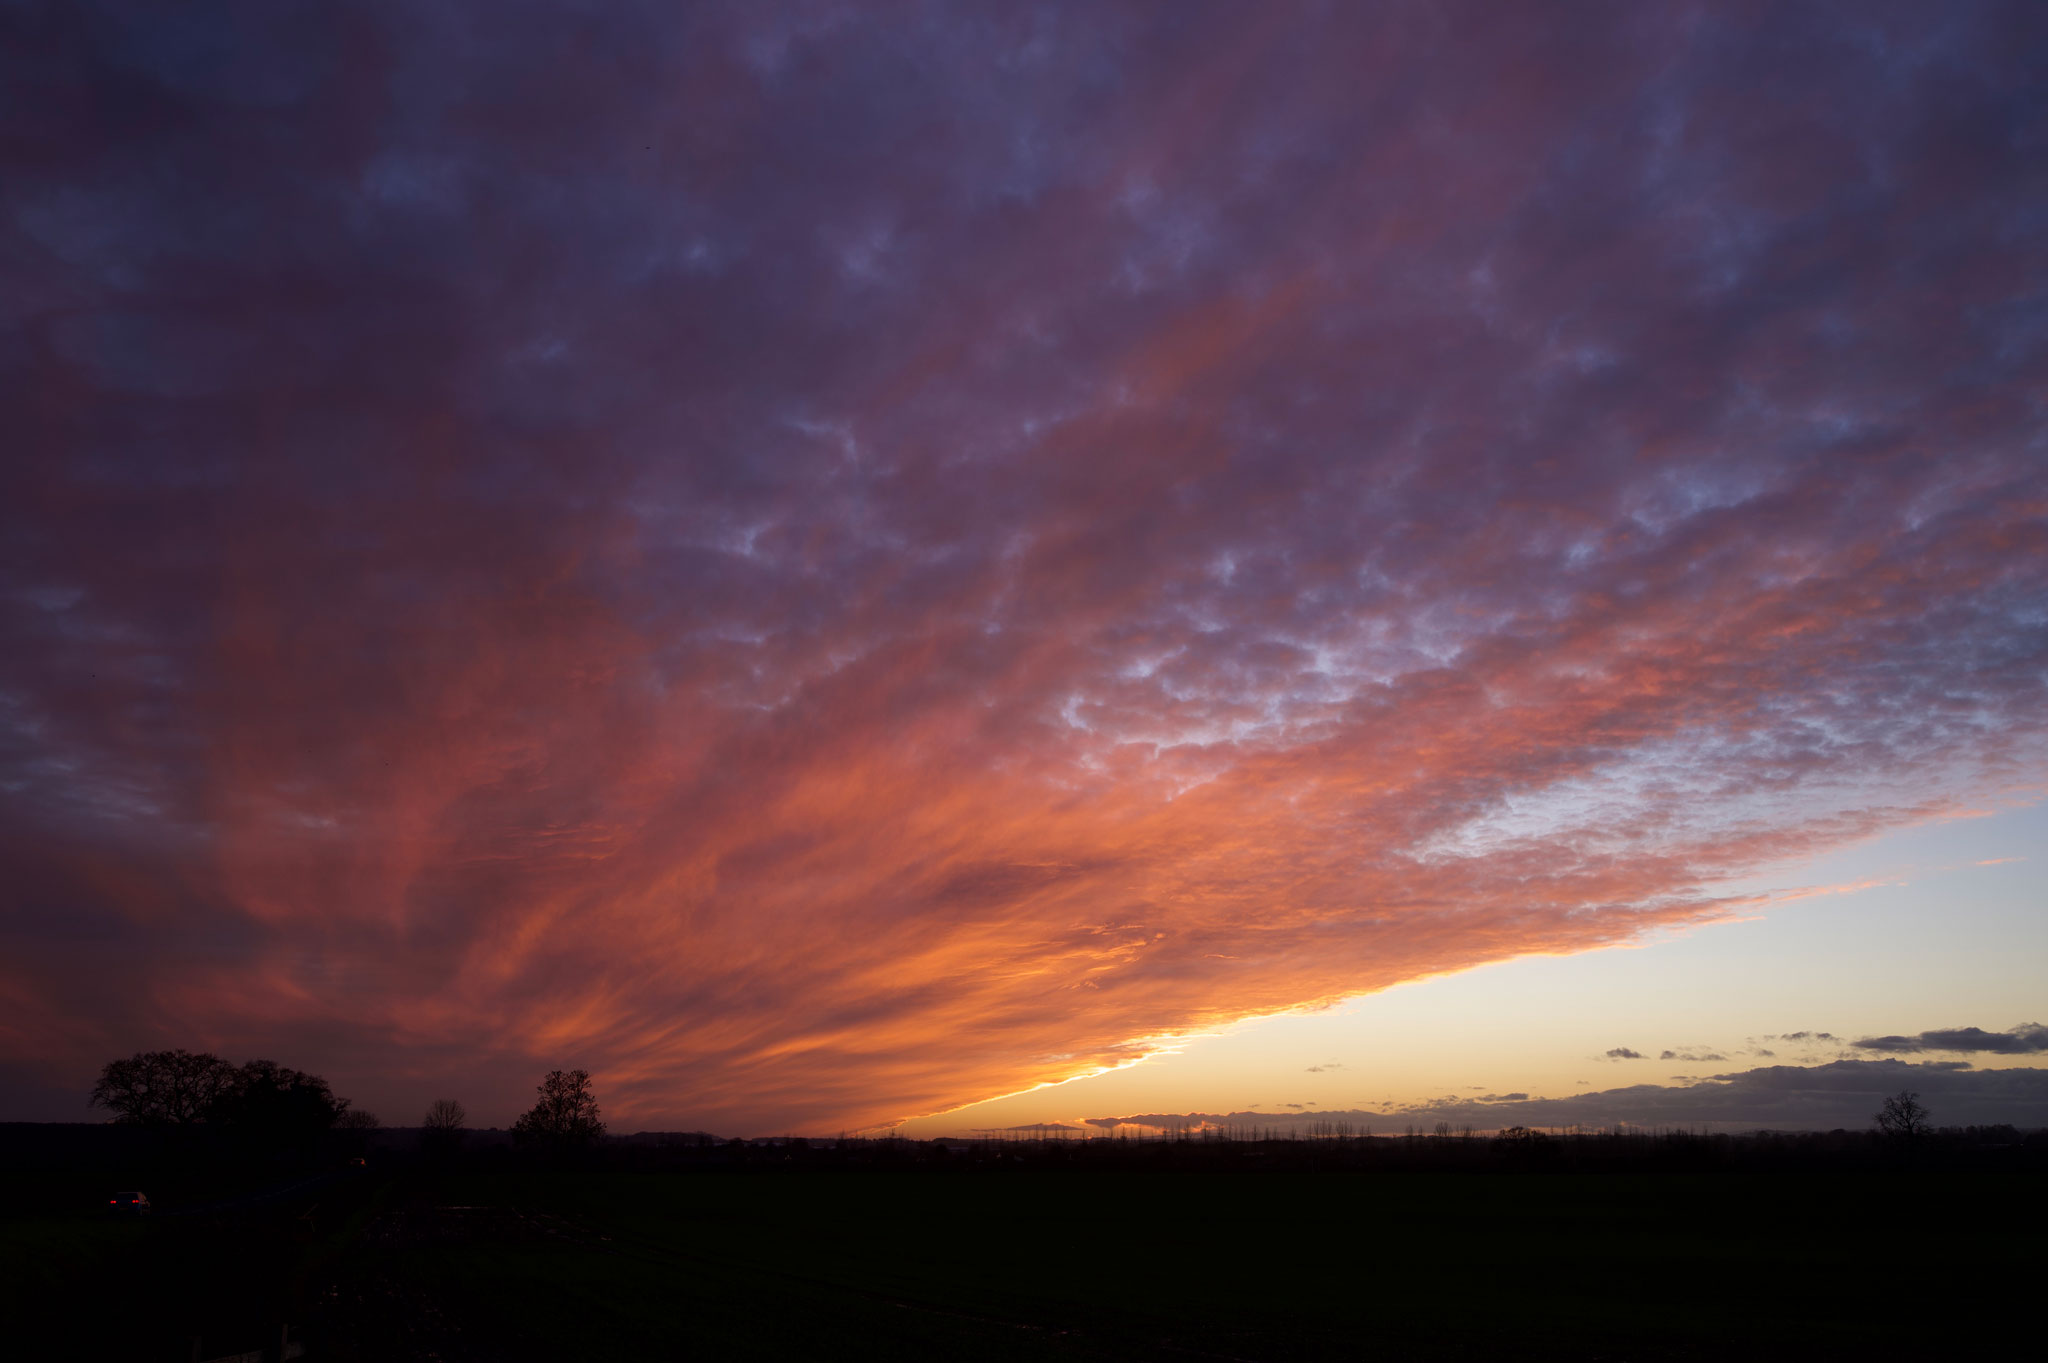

{"left": 1091, "top": 1060, "right": 2048, "bottom": 1134}
{"left": 1853, "top": 1025, "right": 2048, "bottom": 1055}
{"left": 3, "top": 1, "right": 2046, "bottom": 1132}
{"left": 1662, "top": 1050, "right": 1727, "bottom": 1062}
{"left": 1607, "top": 1049, "right": 1646, "bottom": 1060}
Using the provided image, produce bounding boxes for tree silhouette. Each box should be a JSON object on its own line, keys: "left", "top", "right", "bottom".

{"left": 423, "top": 1098, "right": 467, "bottom": 1133}
{"left": 512, "top": 1069, "right": 605, "bottom": 1149}
{"left": 421, "top": 1097, "right": 467, "bottom": 1157}
{"left": 91, "top": 1051, "right": 355, "bottom": 1156}
{"left": 90, "top": 1050, "right": 237, "bottom": 1126}
{"left": 1874, "top": 1090, "right": 1931, "bottom": 1140}
{"left": 209, "top": 1060, "right": 350, "bottom": 1151}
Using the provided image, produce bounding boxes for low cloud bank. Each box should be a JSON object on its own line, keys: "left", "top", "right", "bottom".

{"left": 1852, "top": 1025, "right": 2048, "bottom": 1055}
{"left": 1085, "top": 1059, "right": 2048, "bottom": 1135}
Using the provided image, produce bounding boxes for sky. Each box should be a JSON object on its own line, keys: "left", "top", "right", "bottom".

{"left": 2, "top": 1, "right": 2045, "bottom": 1138}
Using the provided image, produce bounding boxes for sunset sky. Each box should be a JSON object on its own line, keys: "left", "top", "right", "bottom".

{"left": 3, "top": 2, "right": 2045, "bottom": 1138}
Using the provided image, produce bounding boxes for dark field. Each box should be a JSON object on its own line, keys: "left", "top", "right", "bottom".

{"left": 4, "top": 1159, "right": 2040, "bottom": 1361}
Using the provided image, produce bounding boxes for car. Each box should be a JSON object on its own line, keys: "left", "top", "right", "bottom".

{"left": 107, "top": 1191, "right": 150, "bottom": 1216}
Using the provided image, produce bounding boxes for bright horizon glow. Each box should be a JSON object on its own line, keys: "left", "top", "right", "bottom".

{"left": 898, "top": 801, "right": 2048, "bottom": 1138}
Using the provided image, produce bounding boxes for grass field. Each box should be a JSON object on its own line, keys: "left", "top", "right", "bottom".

{"left": 7, "top": 1166, "right": 2038, "bottom": 1359}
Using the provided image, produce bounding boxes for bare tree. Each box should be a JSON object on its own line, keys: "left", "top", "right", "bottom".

{"left": 511, "top": 1069, "right": 605, "bottom": 1149}
{"left": 420, "top": 1096, "right": 467, "bottom": 1157}
{"left": 1874, "top": 1090, "right": 1931, "bottom": 1140}
{"left": 335, "top": 1108, "right": 381, "bottom": 1130}
{"left": 90, "top": 1050, "right": 237, "bottom": 1126}
{"left": 423, "top": 1098, "right": 467, "bottom": 1133}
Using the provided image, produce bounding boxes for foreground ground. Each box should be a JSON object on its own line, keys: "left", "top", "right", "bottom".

{"left": 5, "top": 1164, "right": 2038, "bottom": 1359}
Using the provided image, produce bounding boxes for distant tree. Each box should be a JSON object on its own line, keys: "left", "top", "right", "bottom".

{"left": 335, "top": 1108, "right": 381, "bottom": 1130}
{"left": 511, "top": 1069, "right": 605, "bottom": 1150}
{"left": 420, "top": 1097, "right": 467, "bottom": 1158}
{"left": 1874, "top": 1090, "right": 1932, "bottom": 1140}
{"left": 90, "top": 1050, "right": 237, "bottom": 1126}
{"left": 423, "top": 1098, "right": 467, "bottom": 1133}
{"left": 1492, "top": 1126, "right": 1556, "bottom": 1162}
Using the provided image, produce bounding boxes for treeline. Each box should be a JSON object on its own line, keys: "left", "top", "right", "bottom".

{"left": 74, "top": 1053, "right": 2047, "bottom": 1176}
{"left": 84, "top": 1050, "right": 606, "bottom": 1160}
{"left": 519, "top": 1123, "right": 2048, "bottom": 1175}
